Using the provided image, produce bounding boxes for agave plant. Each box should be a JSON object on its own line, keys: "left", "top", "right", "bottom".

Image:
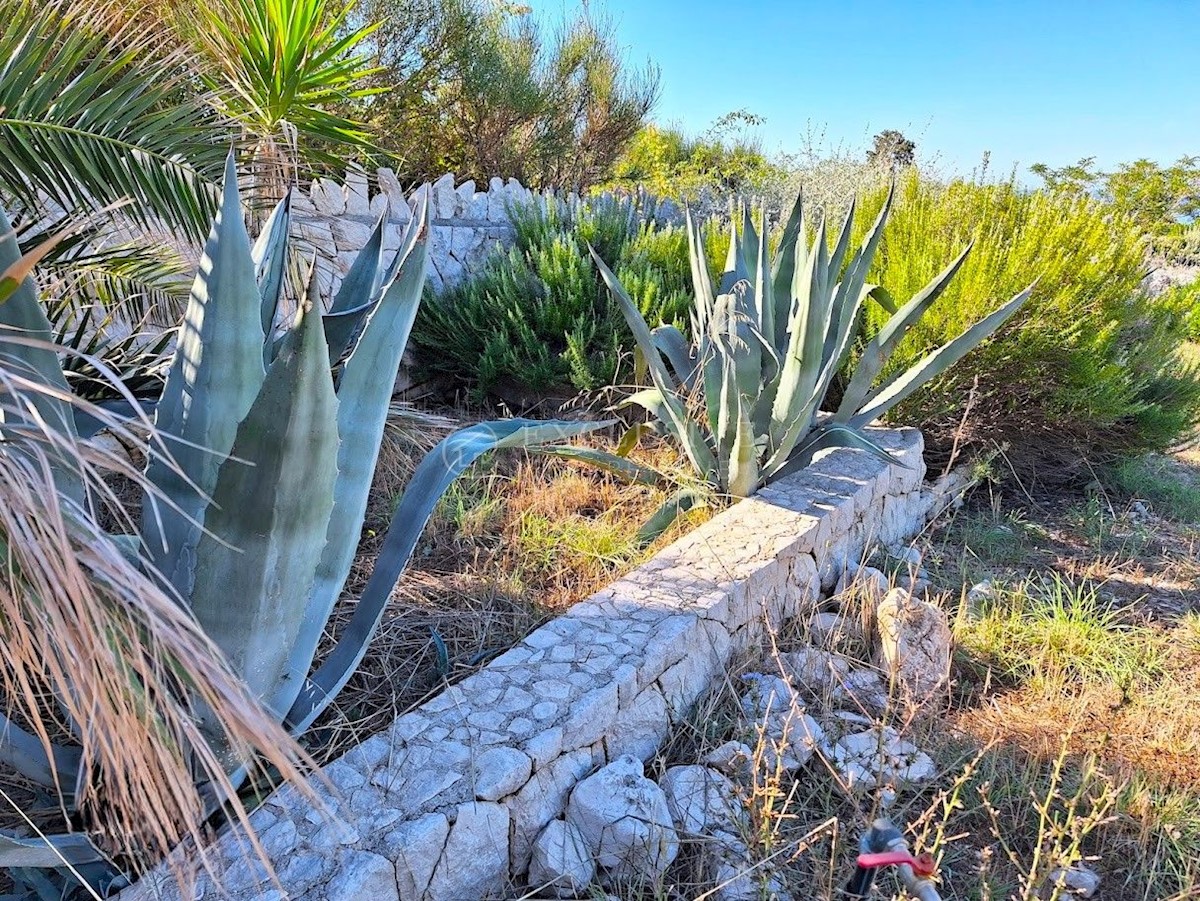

{"left": 0, "top": 155, "right": 599, "bottom": 887}
{"left": 589, "top": 188, "right": 1033, "bottom": 498}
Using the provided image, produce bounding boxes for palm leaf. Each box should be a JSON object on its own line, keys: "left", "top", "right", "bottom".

{"left": 0, "top": 0, "right": 227, "bottom": 243}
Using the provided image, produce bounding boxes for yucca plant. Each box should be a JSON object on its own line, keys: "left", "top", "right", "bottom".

{"left": 589, "top": 188, "right": 1033, "bottom": 499}
{"left": 0, "top": 156, "right": 600, "bottom": 889}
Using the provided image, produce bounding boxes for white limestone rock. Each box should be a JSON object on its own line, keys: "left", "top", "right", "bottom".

{"left": 807, "top": 611, "right": 853, "bottom": 646}
{"left": 472, "top": 746, "right": 532, "bottom": 801}
{"left": 311, "top": 176, "right": 346, "bottom": 215}
{"left": 565, "top": 755, "right": 679, "bottom": 884}
{"left": 834, "top": 564, "right": 890, "bottom": 601}
{"left": 701, "top": 741, "right": 755, "bottom": 780}
{"left": 779, "top": 648, "right": 851, "bottom": 699}
{"left": 426, "top": 802, "right": 510, "bottom": 901}
{"left": 325, "top": 850, "right": 399, "bottom": 901}
{"left": 345, "top": 168, "right": 371, "bottom": 216}
{"left": 876, "top": 588, "right": 952, "bottom": 704}
{"left": 1045, "top": 863, "right": 1101, "bottom": 898}
{"left": 827, "top": 724, "right": 937, "bottom": 792}
{"left": 739, "top": 674, "right": 824, "bottom": 771}
{"left": 382, "top": 813, "right": 450, "bottom": 901}
{"left": 377, "top": 167, "right": 406, "bottom": 212}
{"left": 528, "top": 819, "right": 595, "bottom": 897}
{"left": 659, "top": 765, "right": 744, "bottom": 836}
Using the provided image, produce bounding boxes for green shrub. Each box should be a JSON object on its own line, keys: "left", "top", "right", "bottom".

{"left": 411, "top": 196, "right": 718, "bottom": 404}
{"left": 855, "top": 173, "right": 1200, "bottom": 481}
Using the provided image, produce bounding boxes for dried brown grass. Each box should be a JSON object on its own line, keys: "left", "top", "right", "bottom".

{"left": 0, "top": 369, "right": 316, "bottom": 887}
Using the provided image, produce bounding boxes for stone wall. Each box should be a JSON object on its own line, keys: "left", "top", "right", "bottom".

{"left": 123, "top": 429, "right": 939, "bottom": 901}
{"left": 290, "top": 169, "right": 549, "bottom": 297}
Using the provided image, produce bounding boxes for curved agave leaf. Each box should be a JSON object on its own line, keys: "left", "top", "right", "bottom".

{"left": 284, "top": 418, "right": 608, "bottom": 734}
{"left": 528, "top": 445, "right": 665, "bottom": 486}
{"left": 252, "top": 192, "right": 292, "bottom": 342}
{"left": 190, "top": 296, "right": 338, "bottom": 725}
{"left": 330, "top": 215, "right": 386, "bottom": 316}
{"left": 0, "top": 209, "right": 82, "bottom": 501}
{"left": 636, "top": 486, "right": 710, "bottom": 547}
{"left": 592, "top": 246, "right": 717, "bottom": 481}
{"left": 771, "top": 424, "right": 908, "bottom": 482}
{"left": 835, "top": 241, "right": 973, "bottom": 422}
{"left": 685, "top": 209, "right": 715, "bottom": 339}
{"left": 850, "top": 285, "right": 1034, "bottom": 429}
{"left": 651, "top": 325, "right": 696, "bottom": 390}
{"left": 270, "top": 198, "right": 429, "bottom": 717}
{"left": 0, "top": 713, "right": 81, "bottom": 796}
{"left": 142, "top": 154, "right": 265, "bottom": 602}
{"left": 619, "top": 387, "right": 669, "bottom": 421}
{"left": 0, "top": 832, "right": 106, "bottom": 869}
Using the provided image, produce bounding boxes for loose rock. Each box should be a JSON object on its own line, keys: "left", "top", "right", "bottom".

{"left": 1045, "top": 863, "right": 1101, "bottom": 898}
{"left": 876, "top": 588, "right": 952, "bottom": 705}
{"left": 529, "top": 819, "right": 595, "bottom": 897}
{"left": 565, "top": 755, "right": 679, "bottom": 884}
{"left": 659, "top": 765, "right": 744, "bottom": 836}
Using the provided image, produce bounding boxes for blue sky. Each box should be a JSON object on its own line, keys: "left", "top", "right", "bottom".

{"left": 533, "top": 0, "right": 1200, "bottom": 178}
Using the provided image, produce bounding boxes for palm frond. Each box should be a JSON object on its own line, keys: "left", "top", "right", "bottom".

{"left": 0, "top": 0, "right": 229, "bottom": 243}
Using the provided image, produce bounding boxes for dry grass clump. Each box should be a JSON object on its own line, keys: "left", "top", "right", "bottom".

{"left": 313, "top": 424, "right": 712, "bottom": 763}
{"left": 0, "top": 375, "right": 315, "bottom": 890}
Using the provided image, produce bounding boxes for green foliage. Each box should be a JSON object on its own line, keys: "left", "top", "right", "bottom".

{"left": 857, "top": 172, "right": 1200, "bottom": 478}
{"left": 1031, "top": 155, "right": 1200, "bottom": 236}
{"left": 412, "top": 195, "right": 713, "bottom": 403}
{"left": 601, "top": 112, "right": 783, "bottom": 201}
{"left": 0, "top": 0, "right": 226, "bottom": 242}
{"left": 956, "top": 575, "right": 1162, "bottom": 688}
{"left": 180, "top": 0, "right": 383, "bottom": 200}
{"left": 1107, "top": 454, "right": 1200, "bottom": 523}
{"left": 592, "top": 190, "right": 1029, "bottom": 497}
{"left": 354, "top": 2, "right": 658, "bottom": 189}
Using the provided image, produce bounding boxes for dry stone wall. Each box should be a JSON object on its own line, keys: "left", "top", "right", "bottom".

{"left": 290, "top": 169, "right": 552, "bottom": 297}
{"left": 123, "top": 429, "right": 939, "bottom": 901}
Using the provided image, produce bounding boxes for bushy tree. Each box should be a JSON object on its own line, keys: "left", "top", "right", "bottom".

{"left": 353, "top": 2, "right": 659, "bottom": 189}
{"left": 866, "top": 129, "right": 916, "bottom": 171}
{"left": 1031, "top": 155, "right": 1200, "bottom": 236}
{"left": 601, "top": 110, "right": 783, "bottom": 201}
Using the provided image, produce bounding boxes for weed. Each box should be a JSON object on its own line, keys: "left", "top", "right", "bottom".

{"left": 1108, "top": 454, "right": 1200, "bottom": 524}
{"left": 954, "top": 574, "right": 1161, "bottom": 688}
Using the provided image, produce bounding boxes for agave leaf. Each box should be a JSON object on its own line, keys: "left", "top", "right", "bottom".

{"left": 270, "top": 198, "right": 428, "bottom": 718}
{"left": 330, "top": 215, "right": 386, "bottom": 315}
{"left": 836, "top": 241, "right": 973, "bottom": 422}
{"left": 771, "top": 423, "right": 907, "bottom": 482}
{"left": 850, "top": 285, "right": 1033, "bottom": 428}
{"left": 740, "top": 205, "right": 760, "bottom": 304}
{"left": 726, "top": 387, "right": 759, "bottom": 498}
{"left": 0, "top": 209, "right": 82, "bottom": 500}
{"left": 321, "top": 298, "right": 375, "bottom": 365}
{"left": 191, "top": 297, "right": 338, "bottom": 723}
{"left": 685, "top": 209, "right": 715, "bottom": 338}
{"left": 615, "top": 422, "right": 648, "bottom": 457}
{"left": 619, "top": 387, "right": 669, "bottom": 421}
{"left": 718, "top": 217, "right": 743, "bottom": 294}
{"left": 591, "top": 246, "right": 717, "bottom": 481}
{"left": 142, "top": 153, "right": 265, "bottom": 601}
{"left": 0, "top": 713, "right": 81, "bottom": 795}
{"left": 252, "top": 192, "right": 291, "bottom": 343}
{"left": 767, "top": 218, "right": 826, "bottom": 456}
{"left": 753, "top": 202, "right": 775, "bottom": 370}
{"left": 652, "top": 325, "right": 696, "bottom": 390}
{"left": 636, "top": 486, "right": 709, "bottom": 547}
{"left": 771, "top": 190, "right": 805, "bottom": 322}
{"left": 529, "top": 445, "right": 665, "bottom": 486}
{"left": 285, "top": 418, "right": 608, "bottom": 733}
{"left": 0, "top": 833, "right": 106, "bottom": 869}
